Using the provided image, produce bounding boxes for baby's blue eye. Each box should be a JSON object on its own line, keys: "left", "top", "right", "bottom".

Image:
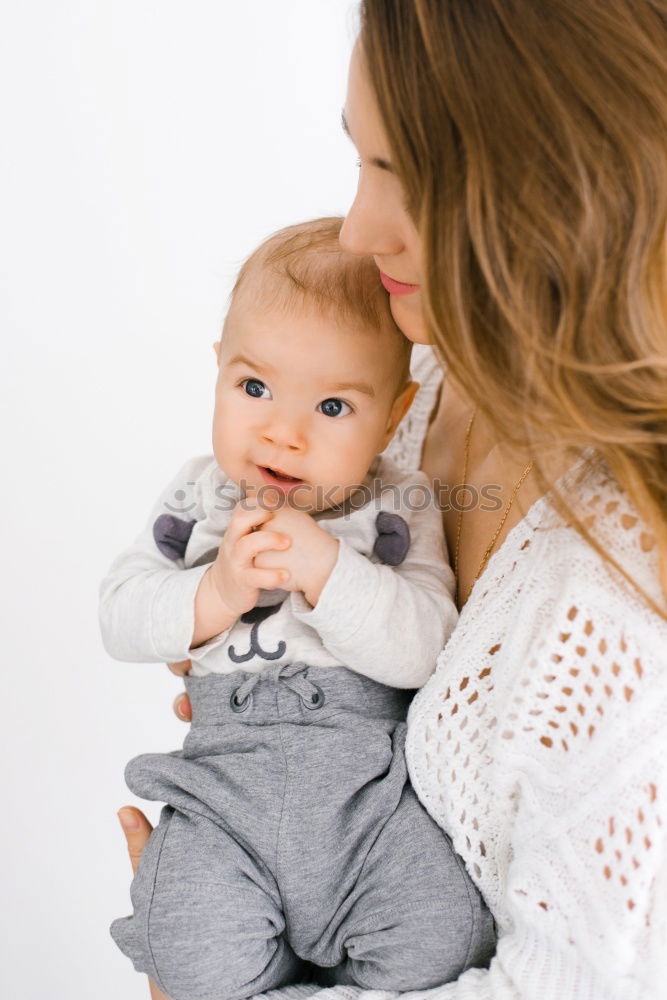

{"left": 318, "top": 398, "right": 351, "bottom": 418}
{"left": 243, "top": 378, "right": 271, "bottom": 399}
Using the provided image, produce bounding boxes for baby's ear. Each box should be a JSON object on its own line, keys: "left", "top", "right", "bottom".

{"left": 382, "top": 380, "right": 420, "bottom": 449}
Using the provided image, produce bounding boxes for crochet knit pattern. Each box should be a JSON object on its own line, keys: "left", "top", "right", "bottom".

{"left": 240, "top": 346, "right": 667, "bottom": 1000}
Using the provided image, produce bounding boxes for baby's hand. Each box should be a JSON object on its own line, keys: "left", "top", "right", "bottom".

{"left": 254, "top": 505, "right": 339, "bottom": 607}
{"left": 208, "top": 493, "right": 292, "bottom": 620}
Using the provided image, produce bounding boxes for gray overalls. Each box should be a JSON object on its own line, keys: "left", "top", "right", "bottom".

{"left": 111, "top": 663, "right": 495, "bottom": 1000}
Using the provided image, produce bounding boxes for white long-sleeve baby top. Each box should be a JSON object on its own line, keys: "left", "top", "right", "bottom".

{"left": 99, "top": 453, "right": 457, "bottom": 689}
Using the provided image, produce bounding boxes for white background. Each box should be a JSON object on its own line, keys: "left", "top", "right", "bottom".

{"left": 0, "top": 3, "right": 359, "bottom": 996}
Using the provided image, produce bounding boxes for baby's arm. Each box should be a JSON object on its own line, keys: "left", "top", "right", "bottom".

{"left": 99, "top": 459, "right": 289, "bottom": 663}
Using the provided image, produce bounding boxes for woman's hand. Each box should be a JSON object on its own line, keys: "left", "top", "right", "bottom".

{"left": 116, "top": 662, "right": 193, "bottom": 997}
{"left": 117, "top": 808, "right": 173, "bottom": 1000}
{"left": 168, "top": 659, "right": 193, "bottom": 721}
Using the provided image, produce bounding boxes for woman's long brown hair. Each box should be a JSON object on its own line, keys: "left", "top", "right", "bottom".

{"left": 361, "top": 0, "right": 667, "bottom": 613}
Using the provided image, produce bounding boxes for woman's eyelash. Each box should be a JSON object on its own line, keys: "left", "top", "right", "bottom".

{"left": 355, "top": 157, "right": 362, "bottom": 169}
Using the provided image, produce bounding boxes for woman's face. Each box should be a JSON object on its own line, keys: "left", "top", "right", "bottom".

{"left": 340, "top": 43, "right": 429, "bottom": 345}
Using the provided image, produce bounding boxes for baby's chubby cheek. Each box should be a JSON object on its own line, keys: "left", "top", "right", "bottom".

{"left": 317, "top": 463, "right": 372, "bottom": 508}
{"left": 211, "top": 409, "right": 243, "bottom": 476}
{"left": 322, "top": 439, "right": 376, "bottom": 490}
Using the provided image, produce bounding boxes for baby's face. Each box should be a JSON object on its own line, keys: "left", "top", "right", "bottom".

{"left": 212, "top": 298, "right": 415, "bottom": 513}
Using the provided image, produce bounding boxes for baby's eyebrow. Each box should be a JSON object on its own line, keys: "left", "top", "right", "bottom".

{"left": 328, "top": 380, "right": 376, "bottom": 399}
{"left": 227, "top": 353, "right": 273, "bottom": 374}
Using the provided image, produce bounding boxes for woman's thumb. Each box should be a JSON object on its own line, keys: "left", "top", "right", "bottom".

{"left": 117, "top": 807, "right": 153, "bottom": 875}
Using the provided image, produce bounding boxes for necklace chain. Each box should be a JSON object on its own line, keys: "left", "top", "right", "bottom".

{"left": 454, "top": 410, "right": 533, "bottom": 608}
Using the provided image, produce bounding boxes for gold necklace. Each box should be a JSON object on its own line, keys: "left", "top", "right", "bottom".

{"left": 454, "top": 410, "right": 534, "bottom": 607}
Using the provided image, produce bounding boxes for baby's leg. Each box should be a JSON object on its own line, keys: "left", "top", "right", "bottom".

{"left": 330, "top": 783, "right": 496, "bottom": 991}
{"left": 111, "top": 805, "right": 304, "bottom": 1000}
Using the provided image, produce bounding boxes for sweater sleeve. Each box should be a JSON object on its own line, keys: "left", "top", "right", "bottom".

{"left": 98, "top": 456, "right": 223, "bottom": 664}
{"left": 289, "top": 472, "right": 458, "bottom": 688}
{"left": 403, "top": 590, "right": 667, "bottom": 1000}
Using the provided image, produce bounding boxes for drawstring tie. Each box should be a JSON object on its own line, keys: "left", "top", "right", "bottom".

{"left": 230, "top": 662, "right": 325, "bottom": 714}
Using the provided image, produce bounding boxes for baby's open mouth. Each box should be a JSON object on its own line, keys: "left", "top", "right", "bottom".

{"left": 267, "top": 467, "right": 300, "bottom": 482}
{"left": 258, "top": 466, "right": 305, "bottom": 487}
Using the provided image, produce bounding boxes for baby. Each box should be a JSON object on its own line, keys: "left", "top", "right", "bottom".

{"left": 101, "top": 218, "right": 495, "bottom": 1000}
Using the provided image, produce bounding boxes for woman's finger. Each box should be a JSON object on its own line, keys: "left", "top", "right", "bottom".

{"left": 167, "top": 659, "right": 192, "bottom": 677}
{"left": 116, "top": 812, "right": 172, "bottom": 998}
{"left": 117, "top": 807, "right": 153, "bottom": 875}
{"left": 173, "top": 692, "right": 192, "bottom": 721}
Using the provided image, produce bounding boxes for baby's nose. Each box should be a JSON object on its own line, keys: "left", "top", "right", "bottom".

{"left": 259, "top": 417, "right": 306, "bottom": 452}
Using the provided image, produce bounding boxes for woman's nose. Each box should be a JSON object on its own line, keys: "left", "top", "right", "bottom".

{"left": 339, "top": 180, "right": 404, "bottom": 258}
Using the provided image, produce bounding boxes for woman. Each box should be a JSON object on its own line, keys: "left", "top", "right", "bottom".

{"left": 119, "top": 2, "right": 667, "bottom": 997}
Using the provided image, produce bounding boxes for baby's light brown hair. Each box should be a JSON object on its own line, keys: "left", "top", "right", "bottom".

{"left": 228, "top": 217, "right": 412, "bottom": 395}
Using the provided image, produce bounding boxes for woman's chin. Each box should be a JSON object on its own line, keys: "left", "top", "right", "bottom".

{"left": 390, "top": 292, "right": 431, "bottom": 345}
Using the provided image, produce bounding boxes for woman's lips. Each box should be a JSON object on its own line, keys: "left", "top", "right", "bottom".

{"left": 257, "top": 465, "right": 305, "bottom": 493}
{"left": 379, "top": 271, "right": 420, "bottom": 296}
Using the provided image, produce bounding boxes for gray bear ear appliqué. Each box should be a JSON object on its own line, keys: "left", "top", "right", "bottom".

{"left": 153, "top": 514, "right": 197, "bottom": 561}
{"left": 373, "top": 511, "right": 411, "bottom": 566}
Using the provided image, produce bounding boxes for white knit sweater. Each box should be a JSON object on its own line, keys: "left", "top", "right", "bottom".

{"left": 250, "top": 346, "right": 667, "bottom": 1000}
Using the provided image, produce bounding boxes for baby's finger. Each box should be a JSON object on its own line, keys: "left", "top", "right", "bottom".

{"left": 238, "top": 485, "right": 281, "bottom": 509}
{"left": 235, "top": 530, "right": 291, "bottom": 566}
{"left": 226, "top": 502, "right": 274, "bottom": 547}
{"left": 253, "top": 546, "right": 292, "bottom": 572}
{"left": 247, "top": 567, "right": 290, "bottom": 591}
{"left": 241, "top": 489, "right": 282, "bottom": 522}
